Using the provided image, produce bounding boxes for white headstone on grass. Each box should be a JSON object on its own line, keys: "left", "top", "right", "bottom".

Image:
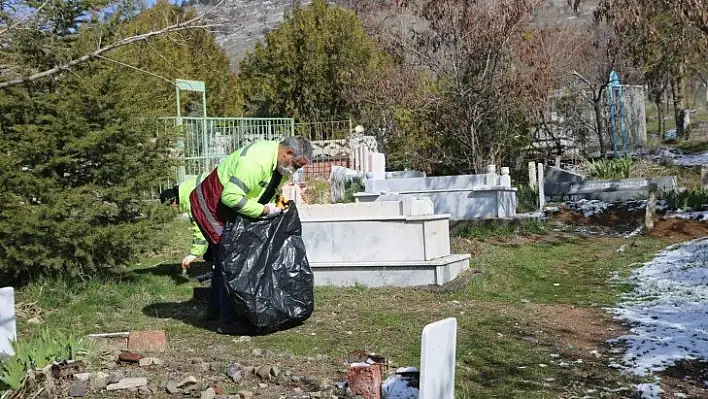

{"left": 537, "top": 163, "right": 546, "bottom": 211}
{"left": 528, "top": 161, "right": 537, "bottom": 190}
{"left": 419, "top": 317, "right": 457, "bottom": 399}
{"left": 0, "top": 286, "right": 16, "bottom": 358}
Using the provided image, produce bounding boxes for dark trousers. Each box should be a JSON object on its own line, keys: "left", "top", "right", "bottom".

{"left": 206, "top": 244, "right": 237, "bottom": 325}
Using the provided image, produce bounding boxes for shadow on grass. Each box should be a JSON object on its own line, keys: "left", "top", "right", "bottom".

{"left": 142, "top": 298, "right": 217, "bottom": 332}
{"left": 129, "top": 261, "right": 214, "bottom": 285}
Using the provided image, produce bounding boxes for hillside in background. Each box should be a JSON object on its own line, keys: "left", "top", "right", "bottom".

{"left": 193, "top": 0, "right": 599, "bottom": 71}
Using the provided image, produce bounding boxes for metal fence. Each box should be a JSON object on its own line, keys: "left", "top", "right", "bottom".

{"left": 294, "top": 120, "right": 354, "bottom": 179}
{"left": 155, "top": 118, "right": 364, "bottom": 194}
{"left": 161, "top": 117, "right": 295, "bottom": 183}
{"left": 529, "top": 85, "right": 648, "bottom": 159}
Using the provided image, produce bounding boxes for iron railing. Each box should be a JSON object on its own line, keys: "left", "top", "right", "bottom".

{"left": 161, "top": 116, "right": 295, "bottom": 179}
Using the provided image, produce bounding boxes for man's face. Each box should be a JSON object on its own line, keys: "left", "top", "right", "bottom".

{"left": 279, "top": 150, "right": 309, "bottom": 174}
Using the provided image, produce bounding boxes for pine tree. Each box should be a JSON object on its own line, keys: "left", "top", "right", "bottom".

{"left": 0, "top": 0, "right": 240, "bottom": 283}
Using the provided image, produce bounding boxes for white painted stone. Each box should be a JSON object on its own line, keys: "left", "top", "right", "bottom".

{"left": 365, "top": 174, "right": 488, "bottom": 193}
{"left": 311, "top": 255, "right": 470, "bottom": 287}
{"left": 485, "top": 165, "right": 497, "bottom": 186}
{"left": 499, "top": 167, "right": 511, "bottom": 187}
{"left": 528, "top": 161, "right": 538, "bottom": 190}
{"left": 419, "top": 318, "right": 457, "bottom": 399}
{"left": 0, "top": 287, "right": 16, "bottom": 358}
{"left": 301, "top": 215, "right": 450, "bottom": 263}
{"left": 401, "top": 197, "right": 435, "bottom": 216}
{"left": 281, "top": 184, "right": 303, "bottom": 206}
{"left": 537, "top": 163, "right": 546, "bottom": 210}
{"left": 371, "top": 153, "right": 386, "bottom": 181}
{"left": 358, "top": 188, "right": 518, "bottom": 220}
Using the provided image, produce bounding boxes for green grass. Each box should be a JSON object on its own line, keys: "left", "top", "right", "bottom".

{"left": 11, "top": 219, "right": 680, "bottom": 398}
{"left": 455, "top": 235, "right": 668, "bottom": 306}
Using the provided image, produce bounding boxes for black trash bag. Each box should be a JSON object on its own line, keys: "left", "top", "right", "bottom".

{"left": 218, "top": 202, "right": 314, "bottom": 333}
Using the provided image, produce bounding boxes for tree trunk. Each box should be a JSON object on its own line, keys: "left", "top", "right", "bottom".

{"left": 672, "top": 71, "right": 688, "bottom": 140}
{"left": 655, "top": 96, "right": 664, "bottom": 140}
{"left": 593, "top": 96, "right": 606, "bottom": 157}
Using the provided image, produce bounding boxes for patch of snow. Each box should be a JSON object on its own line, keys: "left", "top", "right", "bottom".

{"left": 633, "top": 146, "right": 708, "bottom": 166}
{"left": 607, "top": 238, "right": 708, "bottom": 376}
{"left": 666, "top": 211, "right": 708, "bottom": 222}
{"left": 634, "top": 382, "right": 663, "bottom": 399}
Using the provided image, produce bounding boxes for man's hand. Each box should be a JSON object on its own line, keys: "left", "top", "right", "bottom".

{"left": 262, "top": 203, "right": 283, "bottom": 219}
{"left": 181, "top": 254, "right": 198, "bottom": 269}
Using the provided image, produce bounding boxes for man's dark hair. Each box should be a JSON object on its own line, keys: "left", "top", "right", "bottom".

{"left": 160, "top": 186, "right": 179, "bottom": 205}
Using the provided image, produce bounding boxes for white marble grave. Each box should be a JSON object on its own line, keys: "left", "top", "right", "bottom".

{"left": 358, "top": 163, "right": 518, "bottom": 220}
{"left": 298, "top": 199, "right": 470, "bottom": 287}
{"left": 419, "top": 317, "right": 457, "bottom": 399}
{"left": 0, "top": 286, "right": 17, "bottom": 358}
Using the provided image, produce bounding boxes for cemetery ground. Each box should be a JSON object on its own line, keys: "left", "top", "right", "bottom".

{"left": 9, "top": 214, "right": 708, "bottom": 398}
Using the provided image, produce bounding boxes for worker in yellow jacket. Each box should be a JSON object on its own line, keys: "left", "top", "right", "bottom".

{"left": 159, "top": 173, "right": 210, "bottom": 272}
{"left": 190, "top": 135, "right": 313, "bottom": 334}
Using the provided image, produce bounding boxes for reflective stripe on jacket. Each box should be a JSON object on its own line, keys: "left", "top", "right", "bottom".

{"left": 178, "top": 173, "right": 208, "bottom": 257}
{"left": 189, "top": 140, "right": 288, "bottom": 245}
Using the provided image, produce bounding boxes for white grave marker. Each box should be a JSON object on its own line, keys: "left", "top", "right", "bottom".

{"left": 537, "top": 163, "right": 545, "bottom": 211}
{"left": 419, "top": 317, "right": 457, "bottom": 399}
{"left": 0, "top": 286, "right": 17, "bottom": 358}
{"left": 528, "top": 161, "right": 537, "bottom": 190}
{"left": 371, "top": 153, "right": 386, "bottom": 181}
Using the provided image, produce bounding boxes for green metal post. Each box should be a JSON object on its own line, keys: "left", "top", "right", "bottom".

{"left": 175, "top": 84, "right": 186, "bottom": 183}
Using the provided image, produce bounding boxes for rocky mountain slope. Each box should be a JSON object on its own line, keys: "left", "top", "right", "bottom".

{"left": 194, "top": 0, "right": 598, "bottom": 71}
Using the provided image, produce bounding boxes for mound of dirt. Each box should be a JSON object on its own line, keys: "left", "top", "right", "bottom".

{"left": 649, "top": 218, "right": 708, "bottom": 241}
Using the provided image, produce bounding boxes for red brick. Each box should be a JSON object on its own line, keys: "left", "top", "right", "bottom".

{"left": 127, "top": 330, "right": 167, "bottom": 353}
{"left": 118, "top": 351, "right": 143, "bottom": 363}
{"left": 347, "top": 364, "right": 382, "bottom": 399}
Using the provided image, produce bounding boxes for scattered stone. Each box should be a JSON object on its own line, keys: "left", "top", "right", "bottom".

{"left": 211, "top": 362, "right": 222, "bottom": 372}
{"left": 139, "top": 358, "right": 154, "bottom": 367}
{"left": 549, "top": 354, "right": 560, "bottom": 359}
{"left": 199, "top": 362, "right": 210, "bottom": 372}
{"left": 255, "top": 365, "right": 272, "bottom": 381}
{"left": 74, "top": 373, "right": 91, "bottom": 382}
{"left": 293, "top": 387, "right": 303, "bottom": 393}
{"left": 91, "top": 372, "right": 109, "bottom": 390}
{"left": 258, "top": 382, "right": 267, "bottom": 388}
{"left": 252, "top": 348, "right": 265, "bottom": 357}
{"left": 276, "top": 373, "right": 289, "bottom": 385}
{"left": 201, "top": 387, "right": 217, "bottom": 399}
{"left": 229, "top": 369, "right": 244, "bottom": 383}
{"left": 108, "top": 371, "right": 125, "bottom": 384}
{"left": 558, "top": 362, "right": 570, "bottom": 368}
{"left": 27, "top": 317, "right": 42, "bottom": 325}
{"left": 589, "top": 350, "right": 602, "bottom": 358}
{"left": 234, "top": 336, "right": 252, "bottom": 343}
{"left": 522, "top": 336, "right": 539, "bottom": 344}
{"left": 166, "top": 380, "right": 181, "bottom": 394}
{"left": 291, "top": 375, "right": 302, "bottom": 383}
{"left": 537, "top": 364, "right": 548, "bottom": 368}
{"left": 309, "top": 392, "right": 323, "bottom": 398}
{"left": 270, "top": 366, "right": 281, "bottom": 378}
{"left": 106, "top": 377, "right": 149, "bottom": 391}
{"left": 177, "top": 376, "right": 198, "bottom": 388}
{"left": 69, "top": 381, "right": 87, "bottom": 397}
{"left": 239, "top": 391, "right": 254, "bottom": 399}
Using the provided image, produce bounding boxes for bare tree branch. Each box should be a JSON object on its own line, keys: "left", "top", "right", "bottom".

{"left": 0, "top": 0, "right": 226, "bottom": 90}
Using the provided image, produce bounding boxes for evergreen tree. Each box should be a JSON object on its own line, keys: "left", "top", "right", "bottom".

{"left": 0, "top": 0, "right": 240, "bottom": 283}
{"left": 236, "top": 0, "right": 386, "bottom": 122}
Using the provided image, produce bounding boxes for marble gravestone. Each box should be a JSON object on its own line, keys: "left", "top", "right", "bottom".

{"left": 419, "top": 317, "right": 457, "bottom": 399}
{"left": 0, "top": 286, "right": 17, "bottom": 358}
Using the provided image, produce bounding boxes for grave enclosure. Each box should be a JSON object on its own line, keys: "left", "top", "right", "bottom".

{"left": 353, "top": 157, "right": 518, "bottom": 221}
